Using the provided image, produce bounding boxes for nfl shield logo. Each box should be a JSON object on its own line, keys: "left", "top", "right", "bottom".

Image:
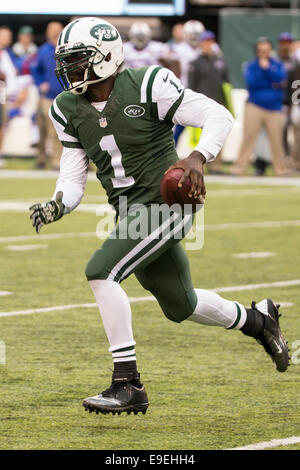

{"left": 99, "top": 117, "right": 107, "bottom": 128}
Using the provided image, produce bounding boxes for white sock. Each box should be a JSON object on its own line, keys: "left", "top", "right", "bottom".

{"left": 187, "top": 288, "right": 247, "bottom": 329}
{"left": 89, "top": 279, "right": 136, "bottom": 362}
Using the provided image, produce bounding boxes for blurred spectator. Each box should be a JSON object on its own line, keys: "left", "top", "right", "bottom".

{"left": 30, "top": 21, "right": 63, "bottom": 170}
{"left": 276, "top": 32, "right": 296, "bottom": 73}
{"left": 289, "top": 104, "right": 300, "bottom": 171}
{"left": 290, "top": 40, "right": 300, "bottom": 58}
{"left": 254, "top": 32, "right": 297, "bottom": 176}
{"left": 189, "top": 31, "right": 230, "bottom": 106}
{"left": 188, "top": 31, "right": 233, "bottom": 174}
{"left": 171, "top": 20, "right": 205, "bottom": 146}
{"left": 0, "top": 47, "right": 17, "bottom": 167}
{"left": 12, "top": 26, "right": 37, "bottom": 59}
{"left": 275, "top": 32, "right": 296, "bottom": 157}
{"left": 168, "top": 23, "right": 184, "bottom": 47}
{"left": 21, "top": 52, "right": 38, "bottom": 76}
{"left": 0, "top": 46, "right": 17, "bottom": 97}
{"left": 231, "top": 38, "right": 288, "bottom": 176}
{"left": 0, "top": 26, "right": 13, "bottom": 59}
{"left": 124, "top": 22, "right": 172, "bottom": 69}
{"left": 6, "top": 74, "right": 39, "bottom": 143}
{"left": 0, "top": 26, "right": 22, "bottom": 71}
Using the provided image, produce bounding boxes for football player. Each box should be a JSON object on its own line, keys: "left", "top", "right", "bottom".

{"left": 123, "top": 21, "right": 178, "bottom": 75}
{"left": 171, "top": 20, "right": 204, "bottom": 145}
{"left": 29, "top": 18, "right": 290, "bottom": 416}
{"left": 171, "top": 20, "right": 204, "bottom": 88}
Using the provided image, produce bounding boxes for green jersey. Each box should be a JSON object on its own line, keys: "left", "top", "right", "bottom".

{"left": 50, "top": 65, "right": 185, "bottom": 213}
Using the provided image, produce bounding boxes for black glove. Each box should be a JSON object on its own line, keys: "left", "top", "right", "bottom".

{"left": 29, "top": 195, "right": 64, "bottom": 233}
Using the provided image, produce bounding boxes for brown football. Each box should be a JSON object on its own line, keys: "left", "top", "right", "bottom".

{"left": 160, "top": 168, "right": 201, "bottom": 212}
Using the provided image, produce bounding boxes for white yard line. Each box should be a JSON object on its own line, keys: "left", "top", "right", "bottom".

{"left": 233, "top": 252, "right": 275, "bottom": 259}
{"left": 0, "top": 291, "right": 12, "bottom": 297}
{"left": 2, "top": 187, "right": 300, "bottom": 205}
{"left": 204, "top": 219, "right": 300, "bottom": 230}
{"left": 0, "top": 201, "right": 113, "bottom": 214}
{"left": 1, "top": 219, "right": 300, "bottom": 244}
{"left": 0, "top": 281, "right": 296, "bottom": 318}
{"left": 0, "top": 297, "right": 156, "bottom": 318}
{"left": 227, "top": 435, "right": 300, "bottom": 450}
{"left": 1, "top": 186, "right": 300, "bottom": 213}
{"left": 5, "top": 244, "right": 48, "bottom": 251}
{"left": 1, "top": 170, "right": 300, "bottom": 186}
{"left": 0, "top": 170, "right": 61, "bottom": 179}
{"left": 212, "top": 279, "right": 300, "bottom": 293}
{"left": 1, "top": 195, "right": 108, "bottom": 203}
{"left": 205, "top": 175, "right": 300, "bottom": 186}
{"left": 207, "top": 187, "right": 300, "bottom": 197}
{"left": 0, "top": 232, "right": 96, "bottom": 243}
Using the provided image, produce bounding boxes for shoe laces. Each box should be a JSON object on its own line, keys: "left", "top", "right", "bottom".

{"left": 101, "top": 380, "right": 127, "bottom": 397}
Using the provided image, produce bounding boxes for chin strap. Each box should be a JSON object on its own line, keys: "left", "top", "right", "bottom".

{"left": 70, "top": 68, "right": 107, "bottom": 95}
{"left": 70, "top": 61, "right": 124, "bottom": 95}
{"left": 71, "top": 78, "right": 105, "bottom": 95}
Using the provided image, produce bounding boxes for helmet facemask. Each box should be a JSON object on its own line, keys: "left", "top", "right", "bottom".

{"left": 55, "top": 46, "right": 107, "bottom": 94}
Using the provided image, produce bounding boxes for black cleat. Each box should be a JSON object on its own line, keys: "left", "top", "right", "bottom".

{"left": 245, "top": 299, "right": 290, "bottom": 372}
{"left": 82, "top": 372, "right": 149, "bottom": 415}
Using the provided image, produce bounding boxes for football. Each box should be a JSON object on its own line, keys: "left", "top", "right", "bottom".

{"left": 160, "top": 168, "right": 202, "bottom": 212}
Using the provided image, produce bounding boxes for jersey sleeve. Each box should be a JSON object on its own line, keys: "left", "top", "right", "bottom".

{"left": 173, "top": 89, "right": 234, "bottom": 161}
{"left": 150, "top": 67, "right": 185, "bottom": 123}
{"left": 49, "top": 94, "right": 88, "bottom": 213}
{"left": 49, "top": 95, "right": 83, "bottom": 149}
{"left": 151, "top": 67, "right": 234, "bottom": 161}
{"left": 52, "top": 145, "right": 89, "bottom": 214}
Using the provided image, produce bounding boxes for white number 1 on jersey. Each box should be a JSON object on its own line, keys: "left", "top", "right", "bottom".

{"left": 100, "top": 135, "right": 135, "bottom": 189}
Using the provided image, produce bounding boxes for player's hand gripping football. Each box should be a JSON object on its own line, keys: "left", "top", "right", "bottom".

{"left": 29, "top": 192, "right": 64, "bottom": 234}
{"left": 165, "top": 150, "right": 206, "bottom": 203}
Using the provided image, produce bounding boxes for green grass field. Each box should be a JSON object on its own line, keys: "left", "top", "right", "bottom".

{"left": 0, "top": 172, "right": 300, "bottom": 450}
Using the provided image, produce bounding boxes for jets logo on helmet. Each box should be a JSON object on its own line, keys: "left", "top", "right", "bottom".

{"left": 90, "top": 24, "right": 119, "bottom": 41}
{"left": 55, "top": 17, "right": 124, "bottom": 95}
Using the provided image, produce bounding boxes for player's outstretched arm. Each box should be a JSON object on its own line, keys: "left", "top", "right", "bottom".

{"left": 29, "top": 192, "right": 65, "bottom": 234}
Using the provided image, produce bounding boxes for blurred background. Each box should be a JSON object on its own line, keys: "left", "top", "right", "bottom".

{"left": 1, "top": 0, "right": 300, "bottom": 176}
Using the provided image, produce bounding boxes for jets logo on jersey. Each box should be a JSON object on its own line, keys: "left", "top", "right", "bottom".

{"left": 124, "top": 105, "right": 145, "bottom": 118}
{"left": 99, "top": 117, "right": 108, "bottom": 128}
{"left": 90, "top": 24, "right": 119, "bottom": 41}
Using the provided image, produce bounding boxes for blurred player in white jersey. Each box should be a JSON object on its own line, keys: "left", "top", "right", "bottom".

{"left": 171, "top": 20, "right": 205, "bottom": 145}
{"left": 172, "top": 20, "right": 204, "bottom": 88}
{"left": 123, "top": 21, "right": 177, "bottom": 72}
{"left": 0, "top": 47, "right": 17, "bottom": 167}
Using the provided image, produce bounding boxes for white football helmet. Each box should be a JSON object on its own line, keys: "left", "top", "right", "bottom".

{"left": 128, "top": 22, "right": 152, "bottom": 50}
{"left": 183, "top": 20, "right": 205, "bottom": 48}
{"left": 55, "top": 17, "right": 124, "bottom": 94}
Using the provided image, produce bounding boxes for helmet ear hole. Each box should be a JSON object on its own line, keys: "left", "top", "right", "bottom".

{"left": 105, "top": 52, "right": 111, "bottom": 62}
